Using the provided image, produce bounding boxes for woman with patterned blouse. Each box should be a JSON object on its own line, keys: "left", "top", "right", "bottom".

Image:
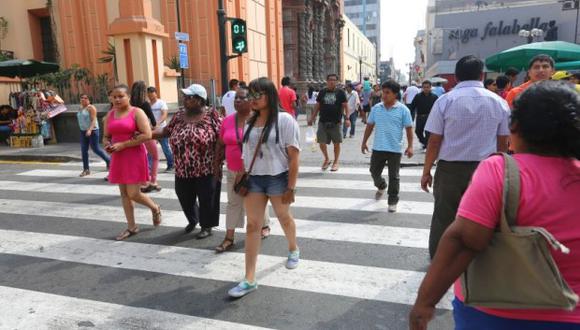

{"left": 153, "top": 84, "right": 222, "bottom": 239}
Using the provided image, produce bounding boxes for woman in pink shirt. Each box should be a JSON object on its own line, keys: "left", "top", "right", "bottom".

{"left": 410, "top": 81, "right": 580, "bottom": 329}
{"left": 213, "top": 86, "right": 271, "bottom": 252}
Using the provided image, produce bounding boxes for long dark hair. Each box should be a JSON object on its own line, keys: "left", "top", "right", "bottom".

{"left": 308, "top": 85, "right": 315, "bottom": 98}
{"left": 511, "top": 81, "right": 579, "bottom": 159}
{"left": 243, "top": 77, "right": 279, "bottom": 144}
{"left": 130, "top": 80, "right": 148, "bottom": 107}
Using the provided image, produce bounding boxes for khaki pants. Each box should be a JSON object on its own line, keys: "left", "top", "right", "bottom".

{"left": 428, "top": 160, "right": 479, "bottom": 259}
{"left": 226, "top": 170, "right": 271, "bottom": 230}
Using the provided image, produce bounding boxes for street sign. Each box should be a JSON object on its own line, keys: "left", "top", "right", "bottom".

{"left": 179, "top": 43, "right": 188, "bottom": 69}
{"left": 231, "top": 19, "right": 248, "bottom": 54}
{"left": 175, "top": 32, "right": 189, "bottom": 42}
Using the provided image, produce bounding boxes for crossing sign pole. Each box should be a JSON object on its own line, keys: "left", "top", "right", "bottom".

{"left": 218, "top": 1, "right": 247, "bottom": 94}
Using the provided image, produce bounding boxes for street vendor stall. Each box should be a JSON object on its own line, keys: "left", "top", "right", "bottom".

{"left": 485, "top": 41, "right": 580, "bottom": 72}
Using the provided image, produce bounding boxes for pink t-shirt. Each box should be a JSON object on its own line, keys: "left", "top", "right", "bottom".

{"left": 279, "top": 86, "right": 296, "bottom": 116}
{"left": 454, "top": 154, "right": 580, "bottom": 323}
{"left": 219, "top": 114, "right": 244, "bottom": 172}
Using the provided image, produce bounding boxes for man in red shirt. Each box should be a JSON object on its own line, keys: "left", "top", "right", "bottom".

{"left": 505, "top": 54, "right": 554, "bottom": 108}
{"left": 278, "top": 76, "right": 297, "bottom": 117}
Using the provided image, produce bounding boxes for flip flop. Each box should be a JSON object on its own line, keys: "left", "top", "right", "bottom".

{"left": 116, "top": 227, "right": 139, "bottom": 241}
{"left": 215, "top": 238, "right": 235, "bottom": 253}
{"left": 152, "top": 204, "right": 162, "bottom": 226}
{"left": 330, "top": 163, "right": 339, "bottom": 172}
{"left": 321, "top": 160, "right": 331, "bottom": 170}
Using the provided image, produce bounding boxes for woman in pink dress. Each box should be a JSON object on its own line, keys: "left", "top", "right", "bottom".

{"left": 103, "top": 84, "right": 162, "bottom": 240}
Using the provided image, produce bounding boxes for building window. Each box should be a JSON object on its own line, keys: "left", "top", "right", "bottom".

{"left": 39, "top": 17, "right": 57, "bottom": 62}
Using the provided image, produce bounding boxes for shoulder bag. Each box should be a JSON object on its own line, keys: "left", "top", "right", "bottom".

{"left": 461, "top": 153, "right": 578, "bottom": 310}
{"left": 233, "top": 127, "right": 265, "bottom": 197}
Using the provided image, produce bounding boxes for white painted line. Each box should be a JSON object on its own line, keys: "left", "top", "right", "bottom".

{"left": 0, "top": 229, "right": 452, "bottom": 309}
{"left": 18, "top": 169, "right": 425, "bottom": 192}
{"left": 0, "top": 286, "right": 271, "bottom": 330}
{"left": 57, "top": 164, "right": 427, "bottom": 176}
{"left": 0, "top": 180, "right": 433, "bottom": 215}
{"left": 0, "top": 199, "right": 430, "bottom": 249}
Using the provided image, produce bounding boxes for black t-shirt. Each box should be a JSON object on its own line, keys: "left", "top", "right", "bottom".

{"left": 316, "top": 88, "right": 347, "bottom": 123}
{"left": 410, "top": 92, "right": 438, "bottom": 116}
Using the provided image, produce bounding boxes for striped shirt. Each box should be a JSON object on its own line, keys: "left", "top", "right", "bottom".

{"left": 367, "top": 101, "right": 413, "bottom": 153}
{"left": 425, "top": 81, "right": 510, "bottom": 161}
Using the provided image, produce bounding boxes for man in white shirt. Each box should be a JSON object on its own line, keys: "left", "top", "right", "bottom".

{"left": 343, "top": 83, "right": 360, "bottom": 138}
{"left": 147, "top": 86, "right": 174, "bottom": 171}
{"left": 221, "top": 79, "right": 239, "bottom": 116}
{"left": 403, "top": 81, "right": 420, "bottom": 121}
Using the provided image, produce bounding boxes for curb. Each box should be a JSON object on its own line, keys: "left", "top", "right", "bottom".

{"left": 0, "top": 155, "right": 81, "bottom": 163}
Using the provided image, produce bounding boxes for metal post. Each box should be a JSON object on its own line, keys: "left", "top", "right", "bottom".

{"left": 576, "top": 0, "right": 579, "bottom": 43}
{"left": 359, "top": 57, "right": 362, "bottom": 83}
{"left": 176, "top": 0, "right": 185, "bottom": 88}
{"left": 218, "top": 0, "right": 229, "bottom": 95}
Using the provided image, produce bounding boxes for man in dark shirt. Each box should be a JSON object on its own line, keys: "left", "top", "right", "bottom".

{"left": 410, "top": 80, "right": 438, "bottom": 149}
{"left": 0, "top": 105, "right": 15, "bottom": 144}
{"left": 308, "top": 73, "right": 348, "bottom": 171}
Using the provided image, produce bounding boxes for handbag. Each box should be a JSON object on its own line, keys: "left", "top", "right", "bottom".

{"left": 233, "top": 127, "right": 265, "bottom": 197}
{"left": 461, "top": 153, "right": 579, "bottom": 310}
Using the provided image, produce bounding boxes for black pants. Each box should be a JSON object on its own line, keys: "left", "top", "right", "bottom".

{"left": 370, "top": 150, "right": 402, "bottom": 205}
{"left": 428, "top": 160, "right": 479, "bottom": 259}
{"left": 174, "top": 175, "right": 221, "bottom": 229}
{"left": 415, "top": 114, "right": 430, "bottom": 146}
{"left": 406, "top": 104, "right": 416, "bottom": 121}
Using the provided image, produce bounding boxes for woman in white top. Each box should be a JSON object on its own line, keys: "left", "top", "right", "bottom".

{"left": 303, "top": 85, "right": 318, "bottom": 125}
{"left": 228, "top": 77, "right": 301, "bottom": 298}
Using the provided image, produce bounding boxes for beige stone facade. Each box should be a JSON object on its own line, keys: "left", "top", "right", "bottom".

{"left": 342, "top": 14, "right": 376, "bottom": 83}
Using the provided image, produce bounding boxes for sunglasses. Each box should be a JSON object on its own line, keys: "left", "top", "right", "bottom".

{"left": 235, "top": 95, "right": 249, "bottom": 101}
{"left": 184, "top": 95, "right": 203, "bottom": 101}
{"left": 247, "top": 92, "right": 265, "bottom": 100}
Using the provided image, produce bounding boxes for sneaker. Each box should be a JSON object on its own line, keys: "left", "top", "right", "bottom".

{"left": 375, "top": 189, "right": 385, "bottom": 200}
{"left": 196, "top": 227, "right": 213, "bottom": 239}
{"left": 184, "top": 223, "right": 196, "bottom": 234}
{"left": 228, "top": 279, "right": 258, "bottom": 298}
{"left": 388, "top": 204, "right": 397, "bottom": 213}
{"left": 286, "top": 249, "right": 300, "bottom": 269}
{"left": 165, "top": 166, "right": 174, "bottom": 173}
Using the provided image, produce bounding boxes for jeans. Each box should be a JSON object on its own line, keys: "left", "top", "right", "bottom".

{"left": 369, "top": 150, "right": 402, "bottom": 205}
{"left": 342, "top": 111, "right": 358, "bottom": 137}
{"left": 429, "top": 160, "right": 479, "bottom": 259}
{"left": 159, "top": 137, "right": 174, "bottom": 168}
{"left": 80, "top": 129, "right": 110, "bottom": 170}
{"left": 248, "top": 172, "right": 289, "bottom": 196}
{"left": 174, "top": 175, "right": 220, "bottom": 229}
{"left": 415, "top": 114, "right": 430, "bottom": 146}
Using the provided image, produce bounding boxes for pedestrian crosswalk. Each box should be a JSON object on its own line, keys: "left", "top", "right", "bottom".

{"left": 0, "top": 163, "right": 454, "bottom": 329}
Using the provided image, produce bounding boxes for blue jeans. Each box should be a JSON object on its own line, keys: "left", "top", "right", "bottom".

{"left": 159, "top": 137, "right": 174, "bottom": 168}
{"left": 248, "top": 172, "right": 289, "bottom": 196}
{"left": 0, "top": 125, "right": 11, "bottom": 143}
{"left": 453, "top": 298, "right": 579, "bottom": 330}
{"left": 343, "top": 111, "right": 358, "bottom": 137}
{"left": 80, "top": 129, "right": 110, "bottom": 170}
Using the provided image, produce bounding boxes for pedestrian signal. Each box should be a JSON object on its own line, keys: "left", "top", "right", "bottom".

{"left": 231, "top": 19, "right": 247, "bottom": 54}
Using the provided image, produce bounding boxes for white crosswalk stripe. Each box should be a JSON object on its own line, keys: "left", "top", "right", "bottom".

{"left": 0, "top": 164, "right": 446, "bottom": 328}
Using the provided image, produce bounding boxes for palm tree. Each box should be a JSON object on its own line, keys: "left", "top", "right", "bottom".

{"left": 71, "top": 64, "right": 91, "bottom": 99}
{"left": 98, "top": 42, "right": 118, "bottom": 82}
{"left": 165, "top": 55, "right": 181, "bottom": 71}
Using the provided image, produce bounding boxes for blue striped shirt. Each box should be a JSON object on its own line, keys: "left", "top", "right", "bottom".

{"left": 367, "top": 101, "right": 413, "bottom": 153}
{"left": 425, "top": 81, "right": 510, "bottom": 161}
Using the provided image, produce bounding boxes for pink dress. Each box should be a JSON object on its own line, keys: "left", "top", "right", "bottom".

{"left": 107, "top": 107, "right": 149, "bottom": 184}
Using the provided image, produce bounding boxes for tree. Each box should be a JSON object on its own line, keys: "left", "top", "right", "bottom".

{"left": 98, "top": 42, "right": 118, "bottom": 82}
{"left": 0, "top": 17, "right": 8, "bottom": 51}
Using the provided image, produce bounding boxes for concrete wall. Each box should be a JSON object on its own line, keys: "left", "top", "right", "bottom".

{"left": 342, "top": 15, "right": 377, "bottom": 83}
{"left": 0, "top": 0, "right": 50, "bottom": 60}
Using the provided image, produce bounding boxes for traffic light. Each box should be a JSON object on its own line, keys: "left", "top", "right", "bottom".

{"left": 231, "top": 19, "right": 247, "bottom": 54}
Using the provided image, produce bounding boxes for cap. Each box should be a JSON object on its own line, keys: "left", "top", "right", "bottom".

{"left": 181, "top": 84, "right": 207, "bottom": 100}
{"left": 552, "top": 71, "right": 572, "bottom": 81}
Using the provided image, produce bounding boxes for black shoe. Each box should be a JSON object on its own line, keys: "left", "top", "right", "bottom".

{"left": 196, "top": 228, "right": 213, "bottom": 239}
{"left": 184, "top": 223, "right": 197, "bottom": 234}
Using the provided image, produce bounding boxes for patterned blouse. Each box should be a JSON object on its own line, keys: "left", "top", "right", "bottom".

{"left": 166, "top": 108, "right": 223, "bottom": 178}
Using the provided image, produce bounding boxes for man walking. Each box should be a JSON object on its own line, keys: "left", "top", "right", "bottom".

{"left": 221, "top": 79, "right": 239, "bottom": 116}
{"left": 147, "top": 86, "right": 174, "bottom": 171}
{"left": 279, "top": 76, "right": 298, "bottom": 118}
{"left": 403, "top": 81, "right": 420, "bottom": 121}
{"left": 421, "top": 55, "right": 510, "bottom": 259}
{"left": 505, "top": 54, "right": 555, "bottom": 108}
{"left": 410, "top": 80, "right": 438, "bottom": 150}
{"left": 361, "top": 80, "right": 414, "bottom": 213}
{"left": 343, "top": 83, "right": 360, "bottom": 138}
{"left": 308, "top": 74, "right": 348, "bottom": 172}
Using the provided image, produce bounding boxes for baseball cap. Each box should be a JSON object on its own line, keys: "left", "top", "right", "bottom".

{"left": 181, "top": 84, "right": 207, "bottom": 100}
{"left": 552, "top": 71, "right": 572, "bottom": 81}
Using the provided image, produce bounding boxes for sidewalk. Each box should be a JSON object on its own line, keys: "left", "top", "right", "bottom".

{"left": 0, "top": 116, "right": 426, "bottom": 167}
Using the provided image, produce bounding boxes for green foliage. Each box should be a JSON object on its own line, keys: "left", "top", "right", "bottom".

{"left": 0, "top": 17, "right": 8, "bottom": 50}
{"left": 98, "top": 41, "right": 118, "bottom": 82}
{"left": 165, "top": 55, "right": 180, "bottom": 70}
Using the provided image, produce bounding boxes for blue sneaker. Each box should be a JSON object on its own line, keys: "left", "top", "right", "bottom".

{"left": 228, "top": 280, "right": 258, "bottom": 298}
{"left": 286, "top": 249, "right": 300, "bottom": 269}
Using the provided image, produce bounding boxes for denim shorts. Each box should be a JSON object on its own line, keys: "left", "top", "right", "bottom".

{"left": 247, "top": 172, "right": 289, "bottom": 196}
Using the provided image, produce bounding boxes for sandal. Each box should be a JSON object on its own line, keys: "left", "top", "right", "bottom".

{"left": 116, "top": 226, "right": 139, "bottom": 240}
{"left": 215, "top": 237, "right": 235, "bottom": 253}
{"left": 330, "top": 163, "right": 339, "bottom": 172}
{"left": 79, "top": 170, "right": 90, "bottom": 177}
{"left": 321, "top": 160, "right": 331, "bottom": 170}
{"left": 261, "top": 226, "right": 271, "bottom": 239}
{"left": 152, "top": 204, "right": 162, "bottom": 226}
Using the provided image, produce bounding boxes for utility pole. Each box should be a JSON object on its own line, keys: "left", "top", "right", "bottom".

{"left": 218, "top": 0, "right": 229, "bottom": 95}
{"left": 176, "top": 0, "right": 185, "bottom": 88}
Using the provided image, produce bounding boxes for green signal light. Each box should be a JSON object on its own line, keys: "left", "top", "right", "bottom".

{"left": 231, "top": 19, "right": 247, "bottom": 54}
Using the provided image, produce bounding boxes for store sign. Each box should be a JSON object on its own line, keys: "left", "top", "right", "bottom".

{"left": 448, "top": 17, "right": 556, "bottom": 43}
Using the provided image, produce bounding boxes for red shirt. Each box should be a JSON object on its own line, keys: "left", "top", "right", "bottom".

{"left": 505, "top": 81, "right": 533, "bottom": 109}
{"left": 278, "top": 86, "right": 297, "bottom": 116}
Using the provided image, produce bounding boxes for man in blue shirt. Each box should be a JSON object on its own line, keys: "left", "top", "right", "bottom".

{"left": 361, "top": 80, "right": 414, "bottom": 212}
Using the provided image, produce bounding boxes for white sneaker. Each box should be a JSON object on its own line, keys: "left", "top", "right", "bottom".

{"left": 375, "top": 189, "right": 385, "bottom": 200}
{"left": 388, "top": 204, "right": 397, "bottom": 213}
